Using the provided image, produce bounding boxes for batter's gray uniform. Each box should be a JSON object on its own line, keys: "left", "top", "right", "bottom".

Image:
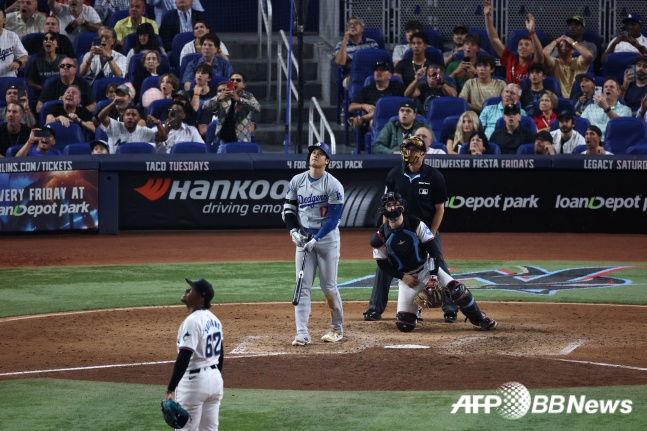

{"left": 282, "top": 143, "right": 344, "bottom": 345}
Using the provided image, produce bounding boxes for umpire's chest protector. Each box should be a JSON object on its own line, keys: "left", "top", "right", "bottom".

{"left": 380, "top": 217, "right": 426, "bottom": 272}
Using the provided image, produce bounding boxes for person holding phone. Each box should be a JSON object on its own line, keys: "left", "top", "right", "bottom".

{"left": 0, "top": 10, "right": 29, "bottom": 78}
{"left": 16, "top": 125, "right": 61, "bottom": 157}
{"left": 621, "top": 56, "right": 647, "bottom": 115}
{"left": 148, "top": 101, "right": 203, "bottom": 154}
{"left": 445, "top": 33, "right": 481, "bottom": 93}
{"left": 47, "top": 0, "right": 102, "bottom": 43}
{"left": 601, "top": 13, "right": 647, "bottom": 63}
{"left": 582, "top": 77, "right": 632, "bottom": 140}
{"left": 80, "top": 26, "right": 127, "bottom": 85}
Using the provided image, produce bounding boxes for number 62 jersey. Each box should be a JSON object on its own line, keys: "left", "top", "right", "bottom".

{"left": 176, "top": 309, "right": 223, "bottom": 370}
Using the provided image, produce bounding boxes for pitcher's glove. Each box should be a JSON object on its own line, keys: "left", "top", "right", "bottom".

{"left": 161, "top": 400, "right": 190, "bottom": 429}
{"left": 413, "top": 275, "right": 446, "bottom": 308}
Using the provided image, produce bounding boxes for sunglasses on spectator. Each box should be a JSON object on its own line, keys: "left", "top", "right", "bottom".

{"left": 59, "top": 64, "right": 76, "bottom": 68}
{"left": 230, "top": 78, "right": 243, "bottom": 83}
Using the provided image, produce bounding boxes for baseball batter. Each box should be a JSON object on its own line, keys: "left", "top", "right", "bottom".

{"left": 165, "top": 278, "right": 224, "bottom": 430}
{"left": 370, "top": 193, "right": 497, "bottom": 332}
{"left": 282, "top": 142, "right": 345, "bottom": 346}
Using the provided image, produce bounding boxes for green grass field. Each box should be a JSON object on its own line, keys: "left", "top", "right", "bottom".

{"left": 1, "top": 260, "right": 646, "bottom": 430}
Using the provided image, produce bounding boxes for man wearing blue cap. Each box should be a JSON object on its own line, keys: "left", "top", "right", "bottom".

{"left": 602, "top": 13, "right": 647, "bottom": 62}
{"left": 572, "top": 72, "right": 596, "bottom": 115}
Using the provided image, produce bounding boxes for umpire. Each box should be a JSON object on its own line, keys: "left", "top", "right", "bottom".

{"left": 363, "top": 134, "right": 459, "bottom": 322}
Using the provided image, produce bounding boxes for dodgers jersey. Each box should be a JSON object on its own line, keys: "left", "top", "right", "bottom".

{"left": 285, "top": 171, "right": 344, "bottom": 230}
{"left": 176, "top": 309, "right": 223, "bottom": 370}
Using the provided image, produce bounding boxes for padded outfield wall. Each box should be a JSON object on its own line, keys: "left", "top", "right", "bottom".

{"left": 1, "top": 154, "right": 647, "bottom": 234}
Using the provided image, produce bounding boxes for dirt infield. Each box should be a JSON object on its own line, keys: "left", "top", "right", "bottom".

{"left": 1, "top": 231, "right": 647, "bottom": 390}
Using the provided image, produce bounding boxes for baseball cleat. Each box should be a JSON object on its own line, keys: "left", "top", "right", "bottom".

{"left": 479, "top": 317, "right": 497, "bottom": 331}
{"left": 363, "top": 310, "right": 382, "bottom": 321}
{"left": 292, "top": 335, "right": 311, "bottom": 346}
{"left": 444, "top": 311, "right": 457, "bottom": 323}
{"left": 321, "top": 331, "right": 343, "bottom": 342}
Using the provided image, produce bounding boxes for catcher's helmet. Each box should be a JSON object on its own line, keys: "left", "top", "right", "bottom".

{"left": 400, "top": 135, "right": 426, "bottom": 164}
{"left": 380, "top": 192, "right": 406, "bottom": 220}
{"left": 308, "top": 142, "right": 332, "bottom": 161}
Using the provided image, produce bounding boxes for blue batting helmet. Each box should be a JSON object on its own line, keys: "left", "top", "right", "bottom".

{"left": 308, "top": 142, "right": 332, "bottom": 160}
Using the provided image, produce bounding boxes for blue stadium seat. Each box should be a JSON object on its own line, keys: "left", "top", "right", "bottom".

{"left": 422, "top": 29, "right": 444, "bottom": 51}
{"left": 459, "top": 141, "right": 501, "bottom": 154}
{"left": 217, "top": 142, "right": 262, "bottom": 153}
{"left": 481, "top": 96, "right": 502, "bottom": 110}
{"left": 64, "top": 143, "right": 92, "bottom": 155}
{"left": 108, "top": 10, "right": 130, "bottom": 28}
{"left": 39, "top": 100, "right": 64, "bottom": 126}
{"left": 92, "top": 77, "right": 128, "bottom": 103}
{"left": 171, "top": 32, "right": 195, "bottom": 70}
{"left": 204, "top": 120, "right": 219, "bottom": 152}
{"left": 429, "top": 142, "right": 447, "bottom": 152}
{"left": 146, "top": 98, "right": 173, "bottom": 121}
{"left": 515, "top": 143, "right": 535, "bottom": 155}
{"left": 626, "top": 143, "right": 647, "bottom": 154}
{"left": 573, "top": 144, "right": 587, "bottom": 154}
{"left": 6, "top": 145, "right": 23, "bottom": 157}
{"left": 115, "top": 142, "right": 155, "bottom": 154}
{"left": 401, "top": 47, "right": 444, "bottom": 67}
{"left": 140, "top": 75, "right": 162, "bottom": 96}
{"left": 495, "top": 116, "right": 537, "bottom": 133}
{"left": 45, "top": 122, "right": 84, "bottom": 152}
{"left": 507, "top": 29, "right": 550, "bottom": 52}
{"left": 603, "top": 117, "right": 647, "bottom": 155}
{"left": 440, "top": 115, "right": 460, "bottom": 143}
{"left": 363, "top": 28, "right": 385, "bottom": 50}
{"left": 603, "top": 52, "right": 641, "bottom": 84}
{"left": 95, "top": 125, "right": 109, "bottom": 142}
{"left": 73, "top": 32, "right": 98, "bottom": 58}
{"left": 170, "top": 141, "right": 208, "bottom": 154}
{"left": 426, "top": 96, "right": 469, "bottom": 141}
{"left": 127, "top": 52, "right": 171, "bottom": 81}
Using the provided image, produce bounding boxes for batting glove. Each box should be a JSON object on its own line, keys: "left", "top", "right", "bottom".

{"left": 303, "top": 237, "right": 317, "bottom": 252}
{"left": 290, "top": 228, "right": 304, "bottom": 246}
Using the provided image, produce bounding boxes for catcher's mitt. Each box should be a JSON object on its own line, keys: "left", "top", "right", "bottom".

{"left": 161, "top": 400, "right": 190, "bottom": 429}
{"left": 413, "top": 275, "right": 446, "bottom": 309}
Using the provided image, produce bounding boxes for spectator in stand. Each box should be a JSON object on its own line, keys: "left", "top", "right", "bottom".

{"left": 90, "top": 139, "right": 110, "bottom": 154}
{"left": 97, "top": 104, "right": 167, "bottom": 153}
{"left": 93, "top": 0, "right": 130, "bottom": 24}
{"left": 582, "top": 78, "right": 632, "bottom": 140}
{"left": 105, "top": 82, "right": 118, "bottom": 99}
{"left": 45, "top": 85, "right": 96, "bottom": 139}
{"left": 444, "top": 25, "right": 468, "bottom": 66}
{"left": 394, "top": 32, "right": 432, "bottom": 87}
{"left": 542, "top": 35, "right": 594, "bottom": 98}
{"left": 459, "top": 54, "right": 506, "bottom": 113}
{"left": 550, "top": 110, "right": 585, "bottom": 153}
{"left": 549, "top": 16, "right": 598, "bottom": 61}
{"left": 372, "top": 100, "right": 426, "bottom": 154}
{"left": 125, "top": 22, "right": 166, "bottom": 66}
{"left": 47, "top": 0, "right": 102, "bottom": 43}
{"left": 132, "top": 50, "right": 162, "bottom": 104}
{"left": 37, "top": 57, "right": 95, "bottom": 113}
{"left": 198, "top": 81, "right": 226, "bottom": 138}
{"left": 147, "top": 0, "right": 204, "bottom": 27}
{"left": 572, "top": 72, "right": 596, "bottom": 115}
{"left": 333, "top": 16, "right": 379, "bottom": 88}
{"left": 582, "top": 125, "right": 613, "bottom": 154}
{"left": 16, "top": 125, "right": 60, "bottom": 157}
{"left": 405, "top": 63, "right": 457, "bottom": 116}
{"left": 479, "top": 83, "right": 525, "bottom": 138}
{"left": 93, "top": 83, "right": 145, "bottom": 126}
{"left": 520, "top": 62, "right": 548, "bottom": 117}
{"left": 467, "top": 130, "right": 490, "bottom": 155}
{"left": 348, "top": 61, "right": 406, "bottom": 130}
{"left": 14, "top": 87, "right": 38, "bottom": 128}
{"left": 199, "top": 72, "right": 260, "bottom": 145}
{"left": 533, "top": 90, "right": 558, "bottom": 132}
{"left": 182, "top": 34, "right": 233, "bottom": 91}
{"left": 141, "top": 73, "right": 179, "bottom": 108}
{"left": 114, "top": 0, "right": 159, "bottom": 50}
{"left": 445, "top": 33, "right": 481, "bottom": 94}
{"left": 636, "top": 94, "right": 647, "bottom": 121}
{"left": 189, "top": 63, "right": 218, "bottom": 112}
{"left": 5, "top": 0, "right": 46, "bottom": 38}
{"left": 484, "top": 0, "right": 543, "bottom": 85}
{"left": 533, "top": 130, "right": 556, "bottom": 155}
{"left": 601, "top": 13, "right": 647, "bottom": 63}
{"left": 22, "top": 15, "right": 75, "bottom": 58}
{"left": 621, "top": 56, "right": 647, "bottom": 115}
{"left": 0, "top": 102, "right": 32, "bottom": 157}
{"left": 180, "top": 21, "right": 230, "bottom": 65}
{"left": 446, "top": 111, "right": 480, "bottom": 154}
{"left": 490, "top": 103, "right": 535, "bottom": 154}
{"left": 147, "top": 101, "right": 203, "bottom": 153}
{"left": 392, "top": 20, "right": 423, "bottom": 67}
{"left": 414, "top": 126, "right": 446, "bottom": 154}
{"left": 0, "top": 10, "right": 28, "bottom": 78}
{"left": 79, "top": 26, "right": 128, "bottom": 85}
{"left": 27, "top": 32, "right": 66, "bottom": 100}
{"left": 159, "top": 0, "right": 204, "bottom": 53}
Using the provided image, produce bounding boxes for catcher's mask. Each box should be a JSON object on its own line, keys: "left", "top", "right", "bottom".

{"left": 400, "top": 136, "right": 426, "bottom": 164}
{"left": 380, "top": 192, "right": 406, "bottom": 221}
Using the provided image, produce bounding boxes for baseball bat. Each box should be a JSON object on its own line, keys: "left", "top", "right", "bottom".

{"left": 292, "top": 250, "right": 308, "bottom": 306}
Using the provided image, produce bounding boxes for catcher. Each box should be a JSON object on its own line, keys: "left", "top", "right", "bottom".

{"left": 370, "top": 192, "right": 497, "bottom": 332}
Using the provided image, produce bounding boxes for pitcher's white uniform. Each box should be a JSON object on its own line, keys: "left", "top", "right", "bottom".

{"left": 285, "top": 169, "right": 345, "bottom": 341}
{"left": 175, "top": 309, "right": 224, "bottom": 431}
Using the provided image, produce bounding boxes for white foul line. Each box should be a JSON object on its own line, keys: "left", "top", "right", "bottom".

{"left": 547, "top": 358, "right": 647, "bottom": 372}
{"left": 0, "top": 360, "right": 174, "bottom": 377}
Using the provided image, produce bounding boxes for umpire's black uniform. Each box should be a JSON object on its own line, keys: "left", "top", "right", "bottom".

{"left": 365, "top": 162, "right": 458, "bottom": 319}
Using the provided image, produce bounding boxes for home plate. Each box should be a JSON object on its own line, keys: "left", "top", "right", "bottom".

{"left": 384, "top": 344, "right": 431, "bottom": 349}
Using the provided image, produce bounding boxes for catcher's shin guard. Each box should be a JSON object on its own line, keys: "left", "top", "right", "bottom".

{"left": 447, "top": 280, "right": 484, "bottom": 325}
{"left": 395, "top": 311, "right": 417, "bottom": 332}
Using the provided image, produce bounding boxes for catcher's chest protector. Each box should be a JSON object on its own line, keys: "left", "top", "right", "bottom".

{"left": 381, "top": 218, "right": 426, "bottom": 272}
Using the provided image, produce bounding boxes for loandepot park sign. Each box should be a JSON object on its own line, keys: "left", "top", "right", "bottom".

{"left": 339, "top": 265, "right": 634, "bottom": 295}
{"left": 451, "top": 382, "right": 633, "bottom": 419}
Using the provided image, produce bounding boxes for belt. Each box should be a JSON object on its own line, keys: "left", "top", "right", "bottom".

{"left": 405, "top": 264, "right": 426, "bottom": 276}
{"left": 303, "top": 227, "right": 319, "bottom": 235}
{"left": 189, "top": 364, "right": 217, "bottom": 374}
